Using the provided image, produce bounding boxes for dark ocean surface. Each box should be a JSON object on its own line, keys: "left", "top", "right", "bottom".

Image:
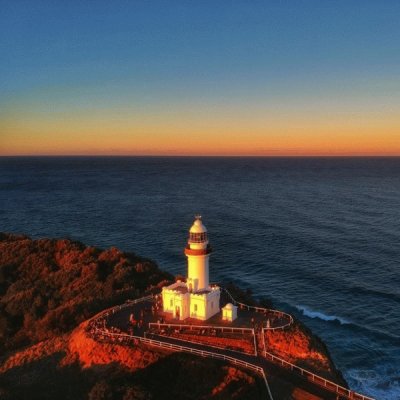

{"left": 0, "top": 156, "right": 399, "bottom": 399}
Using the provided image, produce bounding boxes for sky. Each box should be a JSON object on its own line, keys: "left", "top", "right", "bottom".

{"left": 1, "top": 1, "right": 399, "bottom": 156}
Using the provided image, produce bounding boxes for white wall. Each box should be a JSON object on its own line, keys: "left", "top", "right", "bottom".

{"left": 187, "top": 254, "right": 209, "bottom": 291}
{"left": 189, "top": 288, "right": 220, "bottom": 320}
{"left": 162, "top": 287, "right": 190, "bottom": 320}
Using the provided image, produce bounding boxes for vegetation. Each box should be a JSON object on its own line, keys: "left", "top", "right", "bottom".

{"left": 0, "top": 350, "right": 264, "bottom": 400}
{"left": 0, "top": 233, "right": 265, "bottom": 399}
{"left": 0, "top": 232, "right": 343, "bottom": 399}
{"left": 0, "top": 233, "right": 172, "bottom": 353}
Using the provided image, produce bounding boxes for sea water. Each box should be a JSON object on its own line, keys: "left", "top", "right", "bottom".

{"left": 0, "top": 156, "right": 399, "bottom": 399}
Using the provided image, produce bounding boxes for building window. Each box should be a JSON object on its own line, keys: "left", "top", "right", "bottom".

{"left": 194, "top": 304, "right": 198, "bottom": 312}
{"left": 170, "top": 299, "right": 173, "bottom": 307}
{"left": 211, "top": 301, "right": 214, "bottom": 309}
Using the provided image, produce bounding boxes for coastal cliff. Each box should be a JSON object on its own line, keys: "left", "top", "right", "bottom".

{"left": 264, "top": 320, "right": 346, "bottom": 384}
{"left": 0, "top": 233, "right": 347, "bottom": 399}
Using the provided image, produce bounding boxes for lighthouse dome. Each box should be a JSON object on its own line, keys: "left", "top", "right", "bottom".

{"left": 189, "top": 217, "right": 207, "bottom": 234}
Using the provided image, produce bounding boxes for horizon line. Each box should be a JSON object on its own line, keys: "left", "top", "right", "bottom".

{"left": 1, "top": 154, "right": 400, "bottom": 158}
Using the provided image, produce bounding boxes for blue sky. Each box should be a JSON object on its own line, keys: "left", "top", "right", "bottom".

{"left": 1, "top": 1, "right": 399, "bottom": 155}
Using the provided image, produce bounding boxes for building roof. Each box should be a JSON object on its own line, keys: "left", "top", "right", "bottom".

{"left": 193, "top": 289, "right": 211, "bottom": 295}
{"left": 163, "top": 281, "right": 188, "bottom": 294}
{"left": 223, "top": 303, "right": 235, "bottom": 310}
{"left": 174, "top": 286, "right": 189, "bottom": 294}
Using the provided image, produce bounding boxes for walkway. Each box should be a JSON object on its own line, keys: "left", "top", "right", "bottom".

{"left": 145, "top": 332, "right": 340, "bottom": 400}
{"left": 87, "top": 293, "right": 374, "bottom": 400}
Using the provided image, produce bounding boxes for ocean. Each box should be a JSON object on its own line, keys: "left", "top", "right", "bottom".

{"left": 0, "top": 156, "right": 399, "bottom": 399}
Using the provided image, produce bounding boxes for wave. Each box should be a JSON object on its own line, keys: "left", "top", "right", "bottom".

{"left": 291, "top": 302, "right": 400, "bottom": 344}
{"left": 295, "top": 305, "right": 350, "bottom": 325}
{"left": 345, "top": 366, "right": 400, "bottom": 400}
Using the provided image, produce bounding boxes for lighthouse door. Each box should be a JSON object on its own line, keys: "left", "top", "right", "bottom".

{"left": 175, "top": 306, "right": 180, "bottom": 319}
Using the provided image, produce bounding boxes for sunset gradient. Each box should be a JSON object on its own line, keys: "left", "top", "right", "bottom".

{"left": 1, "top": 1, "right": 399, "bottom": 156}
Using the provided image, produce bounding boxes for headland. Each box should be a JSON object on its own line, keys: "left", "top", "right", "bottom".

{"left": 0, "top": 232, "right": 373, "bottom": 399}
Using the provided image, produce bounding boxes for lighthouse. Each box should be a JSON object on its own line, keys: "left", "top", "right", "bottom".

{"left": 185, "top": 215, "right": 211, "bottom": 292}
{"left": 162, "top": 216, "right": 221, "bottom": 321}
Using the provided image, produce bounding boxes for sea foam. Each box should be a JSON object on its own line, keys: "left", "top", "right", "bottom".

{"left": 296, "top": 305, "right": 350, "bottom": 325}
{"left": 345, "top": 367, "right": 400, "bottom": 400}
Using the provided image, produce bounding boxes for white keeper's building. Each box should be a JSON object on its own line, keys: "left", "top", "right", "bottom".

{"left": 162, "top": 216, "right": 221, "bottom": 321}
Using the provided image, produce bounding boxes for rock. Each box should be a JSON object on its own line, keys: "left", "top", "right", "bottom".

{"left": 264, "top": 320, "right": 347, "bottom": 385}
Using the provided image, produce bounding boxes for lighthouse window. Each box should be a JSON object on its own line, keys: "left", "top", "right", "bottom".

{"left": 190, "top": 232, "right": 208, "bottom": 243}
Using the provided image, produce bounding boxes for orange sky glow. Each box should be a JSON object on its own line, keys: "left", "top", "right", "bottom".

{"left": 1, "top": 108, "right": 399, "bottom": 156}
{"left": 1, "top": 2, "right": 400, "bottom": 157}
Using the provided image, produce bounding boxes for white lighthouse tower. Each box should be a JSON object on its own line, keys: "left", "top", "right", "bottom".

{"left": 186, "top": 215, "right": 210, "bottom": 292}
{"left": 162, "top": 216, "right": 221, "bottom": 321}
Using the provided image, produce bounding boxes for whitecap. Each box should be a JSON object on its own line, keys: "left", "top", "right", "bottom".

{"left": 296, "top": 305, "right": 350, "bottom": 325}
{"left": 345, "top": 367, "right": 400, "bottom": 400}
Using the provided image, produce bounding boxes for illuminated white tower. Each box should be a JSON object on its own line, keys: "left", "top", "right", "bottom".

{"left": 162, "top": 215, "right": 220, "bottom": 321}
{"left": 185, "top": 215, "right": 211, "bottom": 292}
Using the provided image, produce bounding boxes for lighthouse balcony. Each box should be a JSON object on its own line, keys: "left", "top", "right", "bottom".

{"left": 184, "top": 244, "right": 212, "bottom": 256}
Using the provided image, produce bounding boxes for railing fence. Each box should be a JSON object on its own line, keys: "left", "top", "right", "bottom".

{"left": 220, "top": 287, "right": 293, "bottom": 331}
{"left": 88, "top": 292, "right": 374, "bottom": 400}
{"left": 261, "top": 327, "right": 374, "bottom": 400}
